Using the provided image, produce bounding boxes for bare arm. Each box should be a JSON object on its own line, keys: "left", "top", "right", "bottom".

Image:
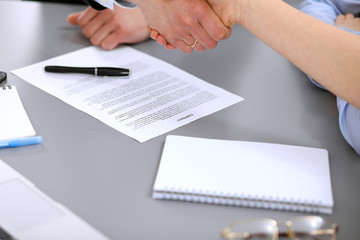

{"left": 209, "top": 0, "right": 360, "bottom": 108}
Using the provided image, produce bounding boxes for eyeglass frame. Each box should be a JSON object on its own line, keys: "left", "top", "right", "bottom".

{"left": 221, "top": 215, "right": 339, "bottom": 240}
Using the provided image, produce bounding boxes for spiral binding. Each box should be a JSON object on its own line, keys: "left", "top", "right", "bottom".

{"left": 153, "top": 189, "right": 326, "bottom": 214}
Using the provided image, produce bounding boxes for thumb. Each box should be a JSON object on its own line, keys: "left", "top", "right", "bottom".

{"left": 67, "top": 12, "right": 82, "bottom": 25}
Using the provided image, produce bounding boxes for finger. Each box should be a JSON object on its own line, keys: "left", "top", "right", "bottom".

{"left": 157, "top": 34, "right": 194, "bottom": 53}
{"left": 193, "top": 42, "right": 206, "bottom": 52}
{"left": 89, "top": 19, "right": 116, "bottom": 46}
{"left": 336, "top": 14, "right": 345, "bottom": 20}
{"left": 67, "top": 11, "right": 82, "bottom": 25}
{"left": 146, "top": 20, "right": 197, "bottom": 52}
{"left": 160, "top": 28, "right": 203, "bottom": 52}
{"left": 153, "top": 33, "right": 174, "bottom": 48}
{"left": 169, "top": 8, "right": 221, "bottom": 51}
{"left": 150, "top": 29, "right": 159, "bottom": 40}
{"left": 156, "top": 35, "right": 167, "bottom": 46}
{"left": 77, "top": 7, "right": 100, "bottom": 28}
{"left": 182, "top": 35, "right": 199, "bottom": 47}
{"left": 165, "top": 43, "right": 176, "bottom": 50}
{"left": 152, "top": 34, "right": 177, "bottom": 50}
{"left": 143, "top": 13, "right": 202, "bottom": 52}
{"left": 189, "top": 22, "right": 219, "bottom": 50}
{"left": 158, "top": 22, "right": 213, "bottom": 51}
{"left": 345, "top": 13, "right": 355, "bottom": 19}
{"left": 100, "top": 32, "right": 122, "bottom": 50}
{"left": 157, "top": 32, "right": 198, "bottom": 49}
{"left": 156, "top": 35, "right": 178, "bottom": 50}
{"left": 81, "top": 11, "right": 110, "bottom": 38}
{"left": 335, "top": 14, "right": 345, "bottom": 24}
{"left": 173, "top": 40, "right": 194, "bottom": 53}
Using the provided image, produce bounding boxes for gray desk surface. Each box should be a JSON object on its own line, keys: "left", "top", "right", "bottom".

{"left": 0, "top": 1, "right": 359, "bottom": 239}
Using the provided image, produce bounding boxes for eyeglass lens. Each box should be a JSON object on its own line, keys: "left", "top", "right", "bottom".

{"left": 223, "top": 219, "right": 277, "bottom": 240}
{"left": 221, "top": 216, "right": 337, "bottom": 240}
{"left": 290, "top": 216, "right": 336, "bottom": 240}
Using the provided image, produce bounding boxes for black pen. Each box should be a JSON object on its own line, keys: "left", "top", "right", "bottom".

{"left": 44, "top": 65, "right": 130, "bottom": 77}
{"left": 0, "top": 71, "right": 7, "bottom": 84}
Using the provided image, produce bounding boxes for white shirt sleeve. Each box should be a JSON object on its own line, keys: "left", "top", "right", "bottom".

{"left": 299, "top": 0, "right": 341, "bottom": 25}
{"left": 337, "top": 97, "right": 360, "bottom": 155}
{"left": 90, "top": 0, "right": 137, "bottom": 10}
{"left": 114, "top": 0, "right": 137, "bottom": 9}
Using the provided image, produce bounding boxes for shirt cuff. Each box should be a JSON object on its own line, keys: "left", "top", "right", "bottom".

{"left": 337, "top": 97, "right": 360, "bottom": 155}
{"left": 307, "top": 75, "right": 327, "bottom": 90}
{"left": 115, "top": 0, "right": 137, "bottom": 8}
{"left": 336, "top": 26, "right": 360, "bottom": 36}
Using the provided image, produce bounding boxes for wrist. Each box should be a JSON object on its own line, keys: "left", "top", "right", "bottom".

{"left": 223, "top": 0, "right": 252, "bottom": 26}
{"left": 236, "top": 0, "right": 247, "bottom": 25}
{"left": 210, "top": 0, "right": 243, "bottom": 27}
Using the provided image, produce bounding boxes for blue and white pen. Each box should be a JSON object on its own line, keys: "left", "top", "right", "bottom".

{"left": 0, "top": 136, "right": 42, "bottom": 148}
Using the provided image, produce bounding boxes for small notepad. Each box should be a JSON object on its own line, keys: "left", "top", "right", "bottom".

{"left": 153, "top": 135, "right": 334, "bottom": 214}
{"left": 0, "top": 86, "right": 36, "bottom": 141}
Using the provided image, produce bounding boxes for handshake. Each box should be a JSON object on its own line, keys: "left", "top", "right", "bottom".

{"left": 72, "top": 0, "right": 239, "bottom": 53}
{"left": 69, "top": 0, "right": 360, "bottom": 153}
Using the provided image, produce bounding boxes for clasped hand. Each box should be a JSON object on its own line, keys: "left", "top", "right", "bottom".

{"left": 131, "top": 0, "right": 232, "bottom": 53}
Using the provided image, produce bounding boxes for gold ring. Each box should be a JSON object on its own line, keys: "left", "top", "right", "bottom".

{"left": 189, "top": 40, "right": 198, "bottom": 48}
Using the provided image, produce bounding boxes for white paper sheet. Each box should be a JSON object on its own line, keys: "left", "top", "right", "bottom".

{"left": 12, "top": 46, "right": 243, "bottom": 142}
{"left": 0, "top": 86, "right": 36, "bottom": 141}
{"left": 0, "top": 159, "right": 109, "bottom": 240}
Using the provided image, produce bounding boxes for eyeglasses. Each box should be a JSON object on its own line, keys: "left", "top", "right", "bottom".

{"left": 221, "top": 216, "right": 338, "bottom": 240}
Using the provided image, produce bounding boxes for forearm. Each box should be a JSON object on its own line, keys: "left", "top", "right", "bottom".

{"left": 239, "top": 0, "right": 360, "bottom": 108}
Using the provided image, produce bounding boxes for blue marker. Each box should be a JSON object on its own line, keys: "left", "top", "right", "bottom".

{"left": 0, "top": 136, "right": 42, "bottom": 148}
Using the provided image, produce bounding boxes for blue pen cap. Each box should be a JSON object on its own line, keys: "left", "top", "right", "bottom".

{"left": 8, "top": 136, "right": 43, "bottom": 147}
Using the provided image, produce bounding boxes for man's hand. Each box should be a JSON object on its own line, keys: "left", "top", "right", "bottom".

{"left": 67, "top": 5, "right": 149, "bottom": 50}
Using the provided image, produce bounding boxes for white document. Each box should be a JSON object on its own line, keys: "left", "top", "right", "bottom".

{"left": 0, "top": 86, "right": 36, "bottom": 141}
{"left": 153, "top": 135, "right": 334, "bottom": 214}
{"left": 12, "top": 46, "right": 243, "bottom": 142}
{"left": 0, "top": 159, "right": 109, "bottom": 240}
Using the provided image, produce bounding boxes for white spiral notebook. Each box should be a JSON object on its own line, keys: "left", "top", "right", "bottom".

{"left": 0, "top": 85, "right": 36, "bottom": 141}
{"left": 153, "top": 135, "right": 334, "bottom": 214}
